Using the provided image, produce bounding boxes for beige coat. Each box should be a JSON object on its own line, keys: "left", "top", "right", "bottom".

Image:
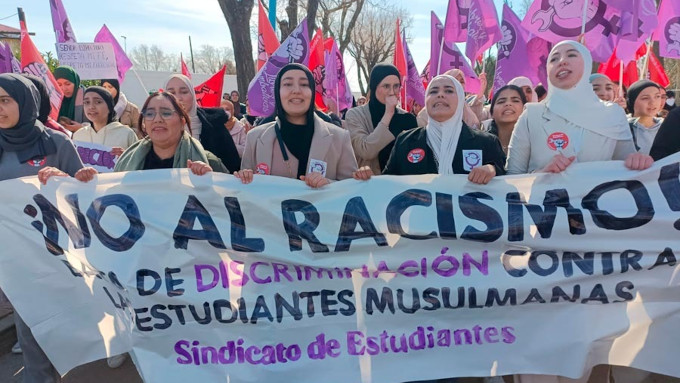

{"left": 118, "top": 101, "right": 142, "bottom": 139}
{"left": 344, "top": 104, "right": 411, "bottom": 174}
{"left": 242, "top": 115, "right": 358, "bottom": 180}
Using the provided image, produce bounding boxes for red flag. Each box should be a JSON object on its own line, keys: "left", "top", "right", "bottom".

{"left": 180, "top": 54, "right": 192, "bottom": 79}
{"left": 19, "top": 16, "right": 63, "bottom": 120}
{"left": 308, "top": 28, "right": 327, "bottom": 111}
{"left": 194, "top": 65, "right": 226, "bottom": 108}
{"left": 393, "top": 19, "right": 407, "bottom": 109}
{"left": 258, "top": 0, "right": 280, "bottom": 70}
{"left": 641, "top": 46, "right": 670, "bottom": 87}
{"left": 598, "top": 48, "right": 639, "bottom": 88}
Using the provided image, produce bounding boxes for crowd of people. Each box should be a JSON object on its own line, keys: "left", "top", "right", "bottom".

{"left": 0, "top": 38, "right": 679, "bottom": 382}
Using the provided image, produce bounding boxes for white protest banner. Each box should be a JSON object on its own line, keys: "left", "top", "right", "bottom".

{"left": 0, "top": 154, "right": 680, "bottom": 382}
{"left": 56, "top": 42, "right": 118, "bottom": 80}
{"left": 73, "top": 140, "right": 116, "bottom": 173}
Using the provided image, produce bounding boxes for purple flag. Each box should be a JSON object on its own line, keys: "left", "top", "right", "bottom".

{"left": 522, "top": 0, "right": 620, "bottom": 62}
{"left": 94, "top": 25, "right": 133, "bottom": 83}
{"left": 403, "top": 34, "right": 425, "bottom": 109}
{"left": 494, "top": 5, "right": 539, "bottom": 90}
{"left": 430, "top": 12, "right": 481, "bottom": 94}
{"left": 444, "top": 0, "right": 471, "bottom": 43}
{"left": 248, "top": 18, "right": 310, "bottom": 117}
{"left": 322, "top": 38, "right": 353, "bottom": 112}
{"left": 654, "top": 0, "right": 680, "bottom": 59}
{"left": 0, "top": 42, "right": 19, "bottom": 74}
{"left": 49, "top": 0, "right": 77, "bottom": 43}
{"left": 614, "top": 0, "right": 658, "bottom": 63}
{"left": 465, "top": 0, "right": 502, "bottom": 64}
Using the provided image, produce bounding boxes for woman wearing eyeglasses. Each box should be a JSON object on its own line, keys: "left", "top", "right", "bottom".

{"left": 75, "top": 91, "right": 228, "bottom": 181}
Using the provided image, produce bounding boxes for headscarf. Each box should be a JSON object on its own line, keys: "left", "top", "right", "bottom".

{"left": 100, "top": 79, "right": 120, "bottom": 105}
{"left": 0, "top": 74, "right": 57, "bottom": 162}
{"left": 164, "top": 74, "right": 202, "bottom": 139}
{"left": 22, "top": 74, "right": 51, "bottom": 124}
{"left": 274, "top": 63, "right": 316, "bottom": 178}
{"left": 53, "top": 66, "right": 81, "bottom": 120}
{"left": 626, "top": 80, "right": 660, "bottom": 116}
{"left": 367, "top": 63, "right": 418, "bottom": 169}
{"left": 425, "top": 75, "right": 466, "bottom": 175}
{"left": 508, "top": 76, "right": 538, "bottom": 102}
{"left": 545, "top": 41, "right": 630, "bottom": 140}
{"left": 84, "top": 86, "right": 117, "bottom": 124}
{"left": 588, "top": 73, "right": 611, "bottom": 84}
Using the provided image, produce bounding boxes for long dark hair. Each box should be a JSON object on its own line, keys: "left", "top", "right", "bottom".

{"left": 490, "top": 85, "right": 527, "bottom": 116}
{"left": 138, "top": 91, "right": 191, "bottom": 136}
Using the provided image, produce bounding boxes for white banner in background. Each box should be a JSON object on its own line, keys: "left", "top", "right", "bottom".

{"left": 56, "top": 42, "right": 118, "bottom": 80}
{"left": 1, "top": 155, "right": 680, "bottom": 382}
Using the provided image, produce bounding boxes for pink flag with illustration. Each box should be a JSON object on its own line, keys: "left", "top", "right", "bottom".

{"left": 444, "top": 0, "right": 471, "bottom": 43}
{"left": 49, "top": 0, "right": 77, "bottom": 44}
{"left": 322, "top": 38, "right": 353, "bottom": 112}
{"left": 94, "top": 25, "right": 132, "bottom": 83}
{"left": 655, "top": 0, "right": 680, "bottom": 59}
{"left": 613, "top": 0, "right": 658, "bottom": 63}
{"left": 465, "top": 0, "right": 502, "bottom": 64}
{"left": 522, "top": 0, "right": 619, "bottom": 62}
{"left": 0, "top": 42, "right": 20, "bottom": 74}
{"left": 403, "top": 36, "right": 425, "bottom": 110}
{"left": 248, "top": 18, "right": 310, "bottom": 117}
{"left": 430, "top": 12, "right": 480, "bottom": 94}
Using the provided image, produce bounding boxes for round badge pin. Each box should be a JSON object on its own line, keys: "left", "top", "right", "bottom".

{"left": 28, "top": 157, "right": 47, "bottom": 167}
{"left": 547, "top": 132, "right": 569, "bottom": 151}
{"left": 407, "top": 148, "right": 426, "bottom": 164}
{"left": 255, "top": 163, "right": 270, "bottom": 175}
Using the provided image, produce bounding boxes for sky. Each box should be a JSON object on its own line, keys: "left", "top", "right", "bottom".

{"left": 4, "top": 0, "right": 526, "bottom": 90}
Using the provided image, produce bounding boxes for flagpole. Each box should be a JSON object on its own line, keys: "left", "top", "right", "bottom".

{"left": 130, "top": 66, "right": 148, "bottom": 95}
{"left": 640, "top": 39, "right": 653, "bottom": 81}
{"left": 619, "top": 60, "right": 624, "bottom": 95}
{"left": 436, "top": 38, "right": 445, "bottom": 76}
{"left": 580, "top": 0, "right": 588, "bottom": 35}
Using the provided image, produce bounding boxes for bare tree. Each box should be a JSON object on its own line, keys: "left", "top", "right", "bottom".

{"left": 130, "top": 44, "right": 175, "bottom": 71}
{"left": 318, "top": 0, "right": 365, "bottom": 53}
{"left": 217, "top": 0, "right": 256, "bottom": 97}
{"left": 346, "top": 3, "right": 410, "bottom": 94}
{"left": 195, "top": 45, "right": 236, "bottom": 74}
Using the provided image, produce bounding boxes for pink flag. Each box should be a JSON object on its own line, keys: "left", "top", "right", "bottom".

{"left": 403, "top": 34, "right": 425, "bottom": 110}
{"left": 94, "top": 25, "right": 133, "bottom": 83}
{"left": 494, "top": 4, "right": 548, "bottom": 90}
{"left": 444, "top": 0, "right": 471, "bottom": 43}
{"left": 614, "top": 0, "right": 658, "bottom": 63}
{"left": 247, "top": 18, "right": 310, "bottom": 117}
{"left": 0, "top": 42, "right": 19, "bottom": 74}
{"left": 323, "top": 38, "right": 353, "bottom": 112}
{"left": 430, "top": 12, "right": 480, "bottom": 94}
{"left": 655, "top": 0, "right": 680, "bottom": 59}
{"left": 522, "top": 0, "right": 619, "bottom": 63}
{"left": 465, "top": 0, "right": 502, "bottom": 64}
{"left": 49, "top": 0, "right": 77, "bottom": 43}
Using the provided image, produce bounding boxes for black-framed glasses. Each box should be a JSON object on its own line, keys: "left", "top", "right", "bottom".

{"left": 142, "top": 108, "right": 178, "bottom": 120}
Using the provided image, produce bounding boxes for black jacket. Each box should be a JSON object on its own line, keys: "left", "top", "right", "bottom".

{"left": 197, "top": 107, "right": 241, "bottom": 172}
{"left": 650, "top": 107, "right": 680, "bottom": 161}
{"left": 383, "top": 125, "right": 506, "bottom": 176}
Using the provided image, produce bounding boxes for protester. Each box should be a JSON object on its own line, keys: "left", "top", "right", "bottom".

{"left": 417, "top": 69, "right": 482, "bottom": 129}
{"left": 230, "top": 89, "right": 246, "bottom": 118}
{"left": 482, "top": 84, "right": 527, "bottom": 154}
{"left": 236, "top": 63, "right": 370, "bottom": 187}
{"left": 453, "top": 69, "right": 489, "bottom": 123}
{"left": 508, "top": 76, "right": 538, "bottom": 103}
{"left": 75, "top": 91, "right": 227, "bottom": 181}
{"left": 383, "top": 75, "right": 505, "bottom": 185}
{"left": 240, "top": 97, "right": 259, "bottom": 130}
{"left": 164, "top": 74, "right": 241, "bottom": 172}
{"left": 220, "top": 99, "right": 246, "bottom": 157}
{"left": 650, "top": 106, "right": 680, "bottom": 160}
{"left": 535, "top": 84, "right": 547, "bottom": 102}
{"left": 22, "top": 74, "right": 70, "bottom": 136}
{"left": 507, "top": 41, "right": 652, "bottom": 180}
{"left": 344, "top": 63, "right": 418, "bottom": 175}
{"left": 626, "top": 80, "right": 663, "bottom": 154}
{"left": 54, "top": 65, "right": 85, "bottom": 132}
{"left": 0, "top": 73, "right": 83, "bottom": 383}
{"left": 100, "top": 79, "right": 143, "bottom": 138}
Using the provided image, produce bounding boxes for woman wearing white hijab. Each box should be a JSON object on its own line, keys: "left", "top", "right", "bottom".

{"left": 508, "top": 76, "right": 538, "bottom": 103}
{"left": 383, "top": 75, "right": 505, "bottom": 184}
{"left": 507, "top": 41, "right": 653, "bottom": 176}
{"left": 164, "top": 74, "right": 241, "bottom": 172}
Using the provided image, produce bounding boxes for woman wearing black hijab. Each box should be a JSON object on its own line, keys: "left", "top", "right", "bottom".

{"left": 0, "top": 73, "right": 83, "bottom": 383}
{"left": 236, "top": 63, "right": 370, "bottom": 187}
{"left": 100, "top": 79, "right": 142, "bottom": 138}
{"left": 344, "top": 63, "right": 419, "bottom": 174}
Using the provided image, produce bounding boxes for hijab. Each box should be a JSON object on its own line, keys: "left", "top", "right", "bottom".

{"left": 367, "top": 63, "right": 418, "bottom": 169}
{"left": 508, "top": 76, "right": 538, "bottom": 102}
{"left": 22, "top": 74, "right": 51, "bottom": 124}
{"left": 626, "top": 80, "right": 660, "bottom": 116}
{"left": 545, "top": 41, "right": 630, "bottom": 140}
{"left": 0, "top": 74, "right": 57, "bottom": 162}
{"left": 53, "top": 66, "right": 81, "bottom": 120}
{"left": 274, "top": 63, "right": 316, "bottom": 178}
{"left": 164, "top": 74, "right": 202, "bottom": 139}
{"left": 84, "top": 86, "right": 117, "bottom": 125}
{"left": 425, "top": 75, "right": 466, "bottom": 175}
{"left": 100, "top": 79, "right": 120, "bottom": 105}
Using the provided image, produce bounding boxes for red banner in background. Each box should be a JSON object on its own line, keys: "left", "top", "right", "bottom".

{"left": 194, "top": 65, "right": 225, "bottom": 108}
